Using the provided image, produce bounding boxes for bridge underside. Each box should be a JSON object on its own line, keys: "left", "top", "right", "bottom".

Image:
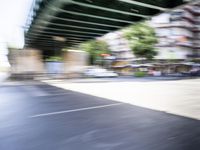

{"left": 25, "top": 0, "right": 191, "bottom": 55}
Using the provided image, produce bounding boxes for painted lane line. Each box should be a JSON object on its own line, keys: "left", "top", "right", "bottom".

{"left": 29, "top": 103, "right": 123, "bottom": 118}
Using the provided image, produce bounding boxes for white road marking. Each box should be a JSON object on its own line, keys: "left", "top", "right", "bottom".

{"left": 29, "top": 103, "right": 123, "bottom": 118}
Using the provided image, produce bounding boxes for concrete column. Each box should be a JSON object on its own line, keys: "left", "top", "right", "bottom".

{"left": 63, "top": 50, "right": 88, "bottom": 78}
{"left": 9, "top": 48, "right": 44, "bottom": 79}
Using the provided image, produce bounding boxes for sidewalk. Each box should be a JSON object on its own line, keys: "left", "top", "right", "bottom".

{"left": 38, "top": 76, "right": 200, "bottom": 83}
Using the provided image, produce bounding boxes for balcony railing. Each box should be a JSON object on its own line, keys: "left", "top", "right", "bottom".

{"left": 185, "top": 5, "right": 200, "bottom": 15}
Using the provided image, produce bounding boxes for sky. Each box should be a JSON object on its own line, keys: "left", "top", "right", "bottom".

{"left": 0, "top": 0, "right": 33, "bottom": 48}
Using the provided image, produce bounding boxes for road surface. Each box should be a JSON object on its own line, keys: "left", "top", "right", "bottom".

{"left": 1, "top": 81, "right": 200, "bottom": 150}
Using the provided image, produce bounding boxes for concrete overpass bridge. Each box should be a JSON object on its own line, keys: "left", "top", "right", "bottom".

{"left": 24, "top": 0, "right": 195, "bottom": 56}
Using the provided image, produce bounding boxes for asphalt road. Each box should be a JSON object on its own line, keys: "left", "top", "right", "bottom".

{"left": 1, "top": 82, "right": 200, "bottom": 150}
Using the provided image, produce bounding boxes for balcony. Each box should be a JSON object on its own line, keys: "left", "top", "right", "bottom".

{"left": 184, "top": 5, "right": 200, "bottom": 16}
{"left": 176, "top": 42, "right": 194, "bottom": 48}
{"left": 193, "top": 41, "right": 200, "bottom": 47}
{"left": 192, "top": 25, "right": 200, "bottom": 32}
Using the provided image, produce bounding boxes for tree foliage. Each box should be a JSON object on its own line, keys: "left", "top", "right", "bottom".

{"left": 124, "top": 22, "right": 158, "bottom": 60}
{"left": 80, "top": 40, "right": 110, "bottom": 65}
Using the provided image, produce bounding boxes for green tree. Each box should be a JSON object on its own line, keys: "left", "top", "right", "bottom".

{"left": 124, "top": 22, "right": 158, "bottom": 60}
{"left": 80, "top": 40, "right": 110, "bottom": 65}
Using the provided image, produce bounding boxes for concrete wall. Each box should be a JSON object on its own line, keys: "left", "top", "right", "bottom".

{"left": 9, "top": 48, "right": 44, "bottom": 74}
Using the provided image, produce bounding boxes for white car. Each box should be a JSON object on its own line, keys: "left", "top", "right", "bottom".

{"left": 84, "top": 68, "right": 118, "bottom": 78}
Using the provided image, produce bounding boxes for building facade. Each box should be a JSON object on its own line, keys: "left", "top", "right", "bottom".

{"left": 101, "top": 32, "right": 134, "bottom": 75}
{"left": 150, "top": 2, "right": 200, "bottom": 62}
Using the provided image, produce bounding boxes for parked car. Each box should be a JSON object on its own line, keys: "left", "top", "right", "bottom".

{"left": 84, "top": 68, "right": 118, "bottom": 78}
{"left": 181, "top": 67, "right": 200, "bottom": 76}
{"left": 189, "top": 68, "right": 200, "bottom": 76}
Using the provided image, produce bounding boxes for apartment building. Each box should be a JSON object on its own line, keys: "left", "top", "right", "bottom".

{"left": 102, "top": 32, "right": 134, "bottom": 75}
{"left": 102, "top": 2, "right": 200, "bottom": 63}
{"left": 150, "top": 2, "right": 200, "bottom": 62}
